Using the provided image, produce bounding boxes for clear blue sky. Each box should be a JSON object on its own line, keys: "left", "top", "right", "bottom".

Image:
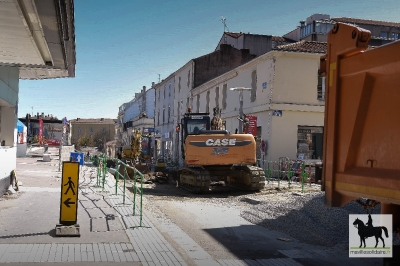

{"left": 18, "top": 0, "right": 400, "bottom": 120}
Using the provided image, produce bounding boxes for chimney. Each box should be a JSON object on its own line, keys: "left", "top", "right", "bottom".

{"left": 77, "top": 118, "right": 80, "bottom": 121}
{"left": 41, "top": 112, "right": 44, "bottom": 118}
{"left": 300, "top": 20, "right": 306, "bottom": 28}
{"left": 142, "top": 86, "right": 146, "bottom": 93}
{"left": 152, "top": 82, "right": 155, "bottom": 88}
{"left": 37, "top": 112, "right": 39, "bottom": 118}
{"left": 100, "top": 118, "right": 104, "bottom": 121}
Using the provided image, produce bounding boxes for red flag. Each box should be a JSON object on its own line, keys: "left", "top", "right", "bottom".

{"left": 39, "top": 118, "right": 43, "bottom": 146}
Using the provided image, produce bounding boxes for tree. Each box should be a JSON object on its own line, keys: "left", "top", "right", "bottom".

{"left": 77, "top": 134, "right": 93, "bottom": 148}
{"left": 93, "top": 131, "right": 111, "bottom": 151}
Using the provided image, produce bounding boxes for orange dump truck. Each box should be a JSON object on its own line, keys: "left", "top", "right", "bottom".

{"left": 320, "top": 23, "right": 400, "bottom": 230}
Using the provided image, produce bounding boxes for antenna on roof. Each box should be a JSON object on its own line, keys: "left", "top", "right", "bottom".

{"left": 221, "top": 16, "right": 229, "bottom": 33}
{"left": 158, "top": 74, "right": 160, "bottom": 83}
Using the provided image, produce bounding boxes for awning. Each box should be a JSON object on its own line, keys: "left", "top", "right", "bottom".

{"left": 17, "top": 120, "right": 25, "bottom": 132}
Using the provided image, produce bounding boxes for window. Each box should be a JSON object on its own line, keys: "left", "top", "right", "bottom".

{"left": 164, "top": 85, "right": 166, "bottom": 98}
{"left": 196, "top": 95, "right": 200, "bottom": 112}
{"left": 206, "top": 91, "right": 210, "bottom": 113}
{"left": 186, "top": 119, "right": 209, "bottom": 134}
{"left": 215, "top": 87, "right": 219, "bottom": 107}
{"left": 222, "top": 84, "right": 227, "bottom": 110}
{"left": 251, "top": 70, "right": 257, "bottom": 102}
{"left": 391, "top": 33, "right": 399, "bottom": 39}
{"left": 103, "top": 127, "right": 106, "bottom": 132}
{"left": 168, "top": 105, "right": 171, "bottom": 123}
{"left": 169, "top": 84, "right": 171, "bottom": 97}
{"left": 180, "top": 100, "right": 183, "bottom": 115}
{"left": 187, "top": 70, "right": 191, "bottom": 88}
{"left": 78, "top": 127, "right": 81, "bottom": 133}
{"left": 158, "top": 89, "right": 160, "bottom": 100}
{"left": 163, "top": 108, "right": 165, "bottom": 124}
{"left": 90, "top": 127, "right": 93, "bottom": 132}
{"left": 380, "top": 31, "right": 388, "bottom": 39}
{"left": 317, "top": 70, "right": 325, "bottom": 101}
{"left": 178, "top": 77, "right": 181, "bottom": 92}
{"left": 157, "top": 110, "right": 160, "bottom": 125}
{"left": 186, "top": 97, "right": 190, "bottom": 110}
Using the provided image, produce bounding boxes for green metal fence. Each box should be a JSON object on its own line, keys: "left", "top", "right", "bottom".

{"left": 257, "top": 157, "right": 317, "bottom": 193}
{"left": 89, "top": 154, "right": 149, "bottom": 228}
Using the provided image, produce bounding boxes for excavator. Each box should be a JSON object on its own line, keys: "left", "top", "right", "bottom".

{"left": 120, "top": 129, "right": 150, "bottom": 175}
{"left": 176, "top": 107, "right": 266, "bottom": 193}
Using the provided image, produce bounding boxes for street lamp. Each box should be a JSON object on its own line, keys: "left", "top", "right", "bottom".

{"left": 230, "top": 87, "right": 251, "bottom": 133}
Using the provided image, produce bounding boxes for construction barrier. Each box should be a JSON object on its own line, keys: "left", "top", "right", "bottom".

{"left": 257, "top": 157, "right": 317, "bottom": 193}
{"left": 89, "top": 153, "right": 147, "bottom": 228}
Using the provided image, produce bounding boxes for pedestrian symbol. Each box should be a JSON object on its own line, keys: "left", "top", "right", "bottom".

{"left": 64, "top": 177, "right": 76, "bottom": 195}
{"left": 59, "top": 162, "right": 79, "bottom": 224}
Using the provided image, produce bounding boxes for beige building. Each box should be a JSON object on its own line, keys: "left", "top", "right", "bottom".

{"left": 190, "top": 41, "right": 327, "bottom": 163}
{"left": 69, "top": 118, "right": 116, "bottom": 148}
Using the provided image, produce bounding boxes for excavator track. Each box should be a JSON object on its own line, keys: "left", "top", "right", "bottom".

{"left": 225, "top": 165, "right": 266, "bottom": 191}
{"left": 178, "top": 167, "right": 211, "bottom": 193}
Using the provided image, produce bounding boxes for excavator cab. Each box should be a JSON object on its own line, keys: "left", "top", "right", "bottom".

{"left": 180, "top": 111, "right": 211, "bottom": 159}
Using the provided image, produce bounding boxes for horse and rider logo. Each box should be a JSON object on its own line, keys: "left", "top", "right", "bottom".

{"left": 349, "top": 214, "right": 392, "bottom": 258}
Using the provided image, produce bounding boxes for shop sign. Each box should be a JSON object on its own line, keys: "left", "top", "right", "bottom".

{"left": 244, "top": 115, "right": 257, "bottom": 136}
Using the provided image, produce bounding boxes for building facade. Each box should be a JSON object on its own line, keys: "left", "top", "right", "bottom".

{"left": 154, "top": 75, "right": 176, "bottom": 160}
{"left": 0, "top": 0, "right": 75, "bottom": 195}
{"left": 215, "top": 32, "right": 294, "bottom": 56}
{"left": 116, "top": 85, "right": 155, "bottom": 154}
{"left": 19, "top": 113, "right": 63, "bottom": 143}
{"left": 284, "top": 14, "right": 400, "bottom": 46}
{"left": 189, "top": 41, "right": 327, "bottom": 164}
{"left": 69, "top": 118, "right": 115, "bottom": 149}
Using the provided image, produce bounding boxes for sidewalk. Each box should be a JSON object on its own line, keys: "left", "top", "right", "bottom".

{"left": 0, "top": 155, "right": 386, "bottom": 266}
{"left": 0, "top": 156, "right": 189, "bottom": 265}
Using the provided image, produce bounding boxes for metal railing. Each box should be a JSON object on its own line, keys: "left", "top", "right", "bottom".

{"left": 90, "top": 154, "right": 148, "bottom": 228}
{"left": 257, "top": 157, "right": 318, "bottom": 193}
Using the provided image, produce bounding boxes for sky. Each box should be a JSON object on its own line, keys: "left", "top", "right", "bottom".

{"left": 18, "top": 0, "right": 400, "bottom": 120}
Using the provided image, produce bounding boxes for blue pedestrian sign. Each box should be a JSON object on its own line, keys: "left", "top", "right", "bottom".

{"left": 70, "top": 152, "right": 84, "bottom": 165}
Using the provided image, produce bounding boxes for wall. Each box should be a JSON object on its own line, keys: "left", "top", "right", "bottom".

{"left": 154, "top": 74, "right": 175, "bottom": 158}
{"left": 273, "top": 52, "right": 323, "bottom": 106}
{"left": 243, "top": 34, "right": 272, "bottom": 56}
{"left": 193, "top": 44, "right": 256, "bottom": 88}
{"left": 269, "top": 111, "right": 324, "bottom": 162}
{"left": 0, "top": 65, "right": 18, "bottom": 196}
{"left": 60, "top": 145, "right": 75, "bottom": 162}
{"left": 171, "top": 62, "right": 194, "bottom": 164}
{"left": 123, "top": 88, "right": 155, "bottom": 124}
{"left": 0, "top": 66, "right": 19, "bottom": 106}
{"left": 190, "top": 49, "right": 325, "bottom": 162}
{"left": 70, "top": 121, "right": 115, "bottom": 144}
{"left": 0, "top": 147, "right": 16, "bottom": 195}
{"left": 17, "top": 143, "right": 27, "bottom": 157}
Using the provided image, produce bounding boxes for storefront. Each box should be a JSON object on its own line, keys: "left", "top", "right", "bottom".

{"left": 297, "top": 126, "right": 323, "bottom": 160}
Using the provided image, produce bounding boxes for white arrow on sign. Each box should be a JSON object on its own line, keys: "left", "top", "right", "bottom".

{"left": 77, "top": 155, "right": 81, "bottom": 162}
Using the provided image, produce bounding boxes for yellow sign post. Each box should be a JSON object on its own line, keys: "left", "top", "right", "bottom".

{"left": 55, "top": 161, "right": 80, "bottom": 237}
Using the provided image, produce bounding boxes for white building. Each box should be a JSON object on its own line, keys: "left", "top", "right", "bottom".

{"left": 117, "top": 85, "right": 155, "bottom": 152}
{"left": 190, "top": 41, "right": 327, "bottom": 163}
{"left": 0, "top": 0, "right": 76, "bottom": 195}
{"left": 154, "top": 74, "right": 177, "bottom": 161}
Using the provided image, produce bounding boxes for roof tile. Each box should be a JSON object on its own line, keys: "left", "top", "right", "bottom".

{"left": 274, "top": 41, "right": 327, "bottom": 54}
{"left": 331, "top": 17, "right": 400, "bottom": 28}
{"left": 70, "top": 118, "right": 115, "bottom": 123}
